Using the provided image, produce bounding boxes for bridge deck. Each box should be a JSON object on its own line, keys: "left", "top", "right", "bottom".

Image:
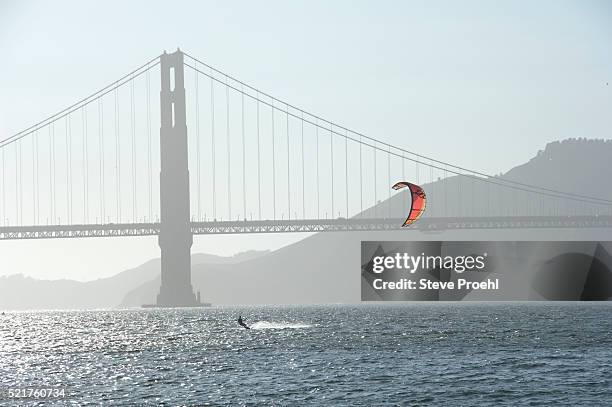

{"left": 0, "top": 216, "right": 611, "bottom": 240}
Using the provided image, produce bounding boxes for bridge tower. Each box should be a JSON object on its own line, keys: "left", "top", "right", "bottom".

{"left": 156, "top": 49, "right": 199, "bottom": 306}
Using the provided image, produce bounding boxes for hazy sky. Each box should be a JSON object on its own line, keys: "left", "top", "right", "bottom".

{"left": 1, "top": 0, "right": 610, "bottom": 280}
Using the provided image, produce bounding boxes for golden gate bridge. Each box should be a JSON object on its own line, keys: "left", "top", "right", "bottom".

{"left": 1, "top": 49, "right": 611, "bottom": 305}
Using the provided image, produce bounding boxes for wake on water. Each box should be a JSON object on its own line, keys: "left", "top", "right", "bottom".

{"left": 248, "top": 321, "right": 311, "bottom": 330}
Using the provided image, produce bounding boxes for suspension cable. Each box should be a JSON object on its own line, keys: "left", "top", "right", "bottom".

{"left": 130, "top": 78, "right": 136, "bottom": 222}
{"left": 211, "top": 72, "right": 216, "bottom": 220}
{"left": 345, "top": 129, "right": 348, "bottom": 219}
{"left": 184, "top": 61, "right": 612, "bottom": 207}
{"left": 195, "top": 62, "right": 201, "bottom": 221}
{"left": 316, "top": 120, "right": 320, "bottom": 218}
{"left": 183, "top": 55, "right": 612, "bottom": 205}
{"left": 330, "top": 123, "right": 334, "bottom": 218}
{"left": 147, "top": 69, "right": 152, "bottom": 222}
{"left": 286, "top": 104, "right": 290, "bottom": 220}
{"left": 1, "top": 147, "right": 4, "bottom": 225}
{"left": 65, "top": 116, "right": 70, "bottom": 224}
{"left": 256, "top": 91, "right": 261, "bottom": 220}
{"left": 226, "top": 75, "right": 231, "bottom": 221}
{"left": 242, "top": 87, "right": 246, "bottom": 221}
{"left": 359, "top": 135, "right": 363, "bottom": 217}
{"left": 301, "top": 111, "right": 305, "bottom": 219}
{"left": 1, "top": 56, "right": 160, "bottom": 148}
{"left": 272, "top": 99, "right": 276, "bottom": 220}
{"left": 99, "top": 98, "right": 105, "bottom": 223}
{"left": 51, "top": 122, "right": 56, "bottom": 223}
{"left": 83, "top": 106, "right": 88, "bottom": 223}
{"left": 32, "top": 131, "right": 37, "bottom": 224}
{"left": 114, "top": 88, "right": 121, "bottom": 223}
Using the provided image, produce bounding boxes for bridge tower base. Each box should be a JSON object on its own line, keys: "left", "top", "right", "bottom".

{"left": 154, "top": 49, "right": 201, "bottom": 307}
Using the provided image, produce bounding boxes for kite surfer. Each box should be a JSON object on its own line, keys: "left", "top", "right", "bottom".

{"left": 238, "top": 315, "right": 250, "bottom": 330}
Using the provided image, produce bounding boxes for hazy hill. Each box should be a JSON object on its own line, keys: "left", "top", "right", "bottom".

{"left": 119, "top": 138, "right": 612, "bottom": 306}
{"left": 358, "top": 138, "right": 612, "bottom": 219}
{"left": 2, "top": 139, "right": 611, "bottom": 309}
{"left": 0, "top": 251, "right": 268, "bottom": 310}
{"left": 505, "top": 138, "right": 612, "bottom": 200}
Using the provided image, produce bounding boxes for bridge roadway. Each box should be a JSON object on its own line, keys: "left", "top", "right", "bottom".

{"left": 1, "top": 215, "right": 611, "bottom": 240}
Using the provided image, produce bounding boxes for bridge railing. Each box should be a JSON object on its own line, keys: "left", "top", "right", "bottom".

{"left": 1, "top": 215, "right": 611, "bottom": 240}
